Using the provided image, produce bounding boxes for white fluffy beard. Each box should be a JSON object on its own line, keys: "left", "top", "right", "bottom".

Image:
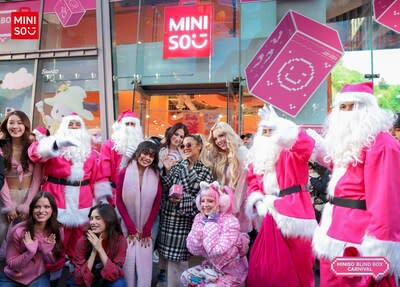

{"left": 248, "top": 135, "right": 282, "bottom": 196}
{"left": 249, "top": 135, "right": 282, "bottom": 174}
{"left": 111, "top": 125, "right": 143, "bottom": 154}
{"left": 324, "top": 106, "right": 393, "bottom": 168}
{"left": 60, "top": 129, "right": 91, "bottom": 163}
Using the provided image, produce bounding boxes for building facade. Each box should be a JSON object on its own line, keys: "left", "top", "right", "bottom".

{"left": 1, "top": 0, "right": 399, "bottom": 137}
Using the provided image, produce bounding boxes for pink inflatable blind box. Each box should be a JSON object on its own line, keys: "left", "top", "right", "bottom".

{"left": 373, "top": 0, "right": 400, "bottom": 33}
{"left": 245, "top": 10, "right": 344, "bottom": 117}
{"left": 54, "top": 0, "right": 86, "bottom": 27}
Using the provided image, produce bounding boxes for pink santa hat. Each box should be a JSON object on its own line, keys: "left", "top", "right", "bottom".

{"left": 195, "top": 181, "right": 234, "bottom": 214}
{"left": 117, "top": 109, "right": 140, "bottom": 126}
{"left": 334, "top": 82, "right": 378, "bottom": 108}
{"left": 33, "top": 126, "right": 49, "bottom": 140}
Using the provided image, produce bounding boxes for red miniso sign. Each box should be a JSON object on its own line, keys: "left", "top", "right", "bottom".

{"left": 163, "top": 3, "right": 213, "bottom": 59}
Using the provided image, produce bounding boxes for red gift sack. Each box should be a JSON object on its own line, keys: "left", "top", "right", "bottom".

{"left": 247, "top": 214, "right": 300, "bottom": 287}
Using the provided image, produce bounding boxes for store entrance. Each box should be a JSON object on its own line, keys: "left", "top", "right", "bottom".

{"left": 120, "top": 83, "right": 241, "bottom": 138}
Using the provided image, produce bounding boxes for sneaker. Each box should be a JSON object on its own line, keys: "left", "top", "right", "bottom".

{"left": 152, "top": 250, "right": 159, "bottom": 263}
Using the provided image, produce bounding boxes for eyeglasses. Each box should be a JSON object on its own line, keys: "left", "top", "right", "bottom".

{"left": 180, "top": 143, "right": 192, "bottom": 149}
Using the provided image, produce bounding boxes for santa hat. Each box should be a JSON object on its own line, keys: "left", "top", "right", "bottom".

{"left": 117, "top": 109, "right": 140, "bottom": 126}
{"left": 33, "top": 126, "right": 49, "bottom": 140}
{"left": 195, "top": 181, "right": 234, "bottom": 214}
{"left": 334, "top": 82, "right": 378, "bottom": 108}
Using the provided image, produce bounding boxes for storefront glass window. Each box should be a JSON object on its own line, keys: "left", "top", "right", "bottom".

{"left": 33, "top": 57, "right": 100, "bottom": 134}
{"left": 110, "top": 0, "right": 241, "bottom": 88}
{"left": 40, "top": 2, "right": 97, "bottom": 50}
{"left": 0, "top": 60, "right": 35, "bottom": 120}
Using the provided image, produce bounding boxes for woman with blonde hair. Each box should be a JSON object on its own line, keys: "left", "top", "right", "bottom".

{"left": 206, "top": 122, "right": 251, "bottom": 232}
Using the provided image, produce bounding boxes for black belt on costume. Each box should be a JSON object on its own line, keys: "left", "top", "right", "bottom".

{"left": 47, "top": 176, "right": 90, "bottom": 187}
{"left": 279, "top": 185, "right": 302, "bottom": 197}
{"left": 328, "top": 197, "right": 366, "bottom": 210}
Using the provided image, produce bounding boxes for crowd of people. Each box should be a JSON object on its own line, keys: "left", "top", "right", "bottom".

{"left": 0, "top": 81, "right": 399, "bottom": 287}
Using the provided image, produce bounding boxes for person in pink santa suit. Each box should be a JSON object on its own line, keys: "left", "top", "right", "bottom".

{"left": 28, "top": 114, "right": 99, "bottom": 258}
{"left": 95, "top": 110, "right": 144, "bottom": 205}
{"left": 245, "top": 105, "right": 318, "bottom": 287}
{"left": 181, "top": 181, "right": 249, "bottom": 287}
{"left": 311, "top": 82, "right": 400, "bottom": 287}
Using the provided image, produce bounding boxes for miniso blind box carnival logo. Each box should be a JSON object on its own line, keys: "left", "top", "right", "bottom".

{"left": 163, "top": 2, "right": 213, "bottom": 59}
{"left": 11, "top": 7, "right": 39, "bottom": 39}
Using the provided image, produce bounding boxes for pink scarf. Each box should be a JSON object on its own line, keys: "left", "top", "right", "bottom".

{"left": 121, "top": 161, "right": 159, "bottom": 231}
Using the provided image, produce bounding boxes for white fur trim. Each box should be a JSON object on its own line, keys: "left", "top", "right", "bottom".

{"left": 245, "top": 192, "right": 265, "bottom": 219}
{"left": 57, "top": 185, "right": 90, "bottom": 227}
{"left": 312, "top": 203, "right": 359, "bottom": 260}
{"left": 334, "top": 92, "right": 378, "bottom": 108}
{"left": 37, "top": 136, "right": 60, "bottom": 159}
{"left": 306, "top": 129, "right": 328, "bottom": 164}
{"left": 276, "top": 119, "right": 299, "bottom": 149}
{"left": 94, "top": 181, "right": 113, "bottom": 202}
{"left": 68, "top": 159, "right": 84, "bottom": 182}
{"left": 327, "top": 167, "right": 346, "bottom": 197}
{"left": 359, "top": 235, "right": 400, "bottom": 275}
{"left": 268, "top": 204, "right": 317, "bottom": 239}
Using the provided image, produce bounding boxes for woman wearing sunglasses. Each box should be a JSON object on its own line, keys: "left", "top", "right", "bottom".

{"left": 157, "top": 134, "right": 213, "bottom": 287}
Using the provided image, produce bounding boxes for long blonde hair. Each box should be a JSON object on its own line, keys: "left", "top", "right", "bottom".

{"left": 206, "top": 122, "right": 241, "bottom": 189}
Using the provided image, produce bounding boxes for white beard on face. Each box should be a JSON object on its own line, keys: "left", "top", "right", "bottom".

{"left": 248, "top": 134, "right": 282, "bottom": 196}
{"left": 59, "top": 129, "right": 91, "bottom": 163}
{"left": 249, "top": 135, "right": 282, "bottom": 175}
{"left": 324, "top": 105, "right": 392, "bottom": 168}
{"left": 111, "top": 125, "right": 144, "bottom": 154}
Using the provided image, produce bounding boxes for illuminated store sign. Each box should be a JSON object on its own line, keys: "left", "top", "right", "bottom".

{"left": 163, "top": 4, "right": 213, "bottom": 59}
{"left": 11, "top": 8, "right": 39, "bottom": 39}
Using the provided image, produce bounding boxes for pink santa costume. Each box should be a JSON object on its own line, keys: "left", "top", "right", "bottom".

{"left": 245, "top": 106, "right": 317, "bottom": 287}
{"left": 181, "top": 181, "right": 249, "bottom": 287}
{"left": 116, "top": 158, "right": 162, "bottom": 287}
{"left": 311, "top": 82, "right": 400, "bottom": 287}
{"left": 28, "top": 114, "right": 98, "bottom": 258}
{"left": 95, "top": 110, "right": 143, "bottom": 205}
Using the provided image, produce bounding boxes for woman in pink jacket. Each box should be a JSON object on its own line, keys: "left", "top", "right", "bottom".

{"left": 181, "top": 181, "right": 249, "bottom": 287}
{"left": 0, "top": 191, "right": 64, "bottom": 287}
{"left": 0, "top": 111, "right": 42, "bottom": 247}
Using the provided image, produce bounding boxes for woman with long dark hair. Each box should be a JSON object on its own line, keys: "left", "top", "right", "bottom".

{"left": 70, "top": 204, "right": 127, "bottom": 287}
{"left": 155, "top": 123, "right": 189, "bottom": 283}
{"left": 116, "top": 141, "right": 162, "bottom": 287}
{"left": 0, "top": 111, "right": 42, "bottom": 246}
{"left": 0, "top": 191, "right": 64, "bottom": 286}
{"left": 158, "top": 123, "right": 188, "bottom": 170}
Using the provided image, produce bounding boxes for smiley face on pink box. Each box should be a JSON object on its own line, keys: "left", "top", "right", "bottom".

{"left": 245, "top": 10, "right": 344, "bottom": 117}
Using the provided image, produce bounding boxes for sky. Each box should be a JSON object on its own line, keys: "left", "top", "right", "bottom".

{"left": 342, "top": 48, "right": 400, "bottom": 85}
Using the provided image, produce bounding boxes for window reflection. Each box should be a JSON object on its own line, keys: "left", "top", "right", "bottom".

{"left": 33, "top": 58, "right": 100, "bottom": 134}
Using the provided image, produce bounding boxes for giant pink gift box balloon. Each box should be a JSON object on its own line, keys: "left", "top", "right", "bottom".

{"left": 54, "top": 0, "right": 86, "bottom": 27}
{"left": 374, "top": 0, "right": 400, "bottom": 33}
{"left": 245, "top": 10, "right": 344, "bottom": 117}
